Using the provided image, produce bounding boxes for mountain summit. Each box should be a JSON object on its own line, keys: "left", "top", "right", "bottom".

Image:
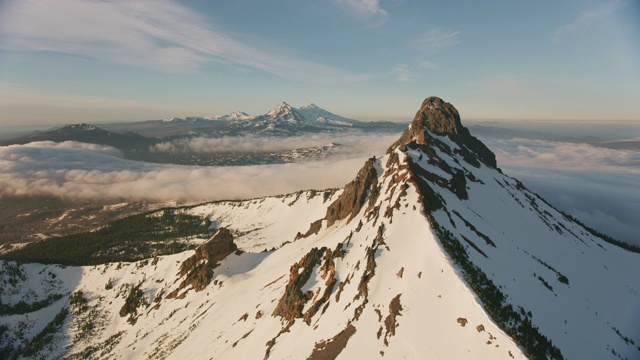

{"left": 265, "top": 101, "right": 299, "bottom": 119}
{"left": 2, "top": 97, "right": 638, "bottom": 360}
{"left": 395, "top": 96, "right": 497, "bottom": 167}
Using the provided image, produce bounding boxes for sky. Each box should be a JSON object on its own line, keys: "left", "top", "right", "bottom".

{"left": 0, "top": 0, "right": 639, "bottom": 126}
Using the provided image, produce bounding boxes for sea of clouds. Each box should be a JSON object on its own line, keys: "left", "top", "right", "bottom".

{"left": 1, "top": 134, "right": 638, "bottom": 245}
{"left": 480, "top": 137, "right": 640, "bottom": 246}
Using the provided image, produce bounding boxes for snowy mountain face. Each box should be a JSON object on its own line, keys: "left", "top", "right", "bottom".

{"left": 1, "top": 97, "right": 639, "bottom": 359}
{"left": 228, "top": 101, "right": 356, "bottom": 135}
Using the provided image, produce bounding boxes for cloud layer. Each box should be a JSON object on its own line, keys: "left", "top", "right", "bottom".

{"left": 0, "top": 142, "right": 372, "bottom": 202}
{"left": 481, "top": 137, "right": 640, "bottom": 246}
{"left": 0, "top": 133, "right": 399, "bottom": 203}
{"left": 1, "top": 135, "right": 637, "bottom": 245}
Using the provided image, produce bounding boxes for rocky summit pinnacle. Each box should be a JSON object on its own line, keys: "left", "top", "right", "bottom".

{"left": 417, "top": 96, "right": 463, "bottom": 136}
{"left": 393, "top": 96, "right": 497, "bottom": 168}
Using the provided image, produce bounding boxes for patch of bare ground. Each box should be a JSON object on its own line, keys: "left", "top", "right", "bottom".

{"left": 353, "top": 244, "right": 377, "bottom": 321}
{"left": 383, "top": 294, "right": 403, "bottom": 346}
{"left": 307, "top": 324, "right": 356, "bottom": 360}
{"left": 232, "top": 329, "right": 254, "bottom": 348}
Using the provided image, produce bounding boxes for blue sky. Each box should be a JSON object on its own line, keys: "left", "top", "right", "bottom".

{"left": 0, "top": 0, "right": 638, "bottom": 126}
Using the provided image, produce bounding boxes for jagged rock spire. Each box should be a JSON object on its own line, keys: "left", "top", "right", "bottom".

{"left": 392, "top": 96, "right": 497, "bottom": 168}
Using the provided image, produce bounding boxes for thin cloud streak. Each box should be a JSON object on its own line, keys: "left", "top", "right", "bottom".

{"left": 334, "top": 0, "right": 388, "bottom": 27}
{"left": 390, "top": 64, "right": 418, "bottom": 82}
{"left": 413, "top": 28, "right": 461, "bottom": 52}
{"left": 0, "top": 0, "right": 371, "bottom": 84}
{"left": 553, "top": 0, "right": 628, "bottom": 42}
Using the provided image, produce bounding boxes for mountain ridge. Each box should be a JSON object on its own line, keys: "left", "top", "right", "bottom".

{"left": 1, "top": 97, "right": 638, "bottom": 359}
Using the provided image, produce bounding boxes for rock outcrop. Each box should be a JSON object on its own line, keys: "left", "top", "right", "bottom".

{"left": 325, "top": 157, "right": 379, "bottom": 226}
{"left": 393, "top": 96, "right": 497, "bottom": 168}
{"left": 168, "top": 228, "right": 238, "bottom": 297}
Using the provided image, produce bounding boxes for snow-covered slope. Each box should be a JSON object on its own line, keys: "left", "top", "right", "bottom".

{"left": 1, "top": 97, "right": 638, "bottom": 360}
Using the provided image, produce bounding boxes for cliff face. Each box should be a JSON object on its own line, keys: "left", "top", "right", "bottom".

{"left": 324, "top": 157, "right": 379, "bottom": 227}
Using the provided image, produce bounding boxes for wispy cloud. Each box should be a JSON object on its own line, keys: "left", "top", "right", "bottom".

{"left": 418, "top": 61, "right": 438, "bottom": 69}
{"left": 553, "top": 0, "right": 628, "bottom": 42}
{"left": 407, "top": 28, "right": 459, "bottom": 74}
{"left": 334, "top": 0, "right": 388, "bottom": 27}
{"left": 0, "top": 0, "right": 371, "bottom": 84}
{"left": 413, "top": 28, "right": 461, "bottom": 52}
{"left": 390, "top": 64, "right": 418, "bottom": 82}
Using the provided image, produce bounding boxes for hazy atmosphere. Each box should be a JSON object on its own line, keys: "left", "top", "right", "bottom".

{"left": 1, "top": 0, "right": 639, "bottom": 125}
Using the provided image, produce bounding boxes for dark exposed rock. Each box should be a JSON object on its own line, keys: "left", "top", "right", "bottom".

{"left": 353, "top": 241, "right": 378, "bottom": 321}
{"left": 383, "top": 294, "right": 403, "bottom": 346}
{"left": 325, "top": 157, "right": 379, "bottom": 227}
{"left": 272, "top": 244, "right": 344, "bottom": 326}
{"left": 391, "top": 96, "right": 497, "bottom": 168}
{"left": 303, "top": 244, "right": 344, "bottom": 325}
{"left": 307, "top": 324, "right": 356, "bottom": 360}
{"left": 273, "top": 247, "right": 326, "bottom": 323}
{"left": 449, "top": 170, "right": 469, "bottom": 200}
{"left": 406, "top": 156, "right": 444, "bottom": 213}
{"left": 457, "top": 317, "right": 468, "bottom": 327}
{"left": 296, "top": 219, "right": 324, "bottom": 240}
{"left": 167, "top": 228, "right": 238, "bottom": 298}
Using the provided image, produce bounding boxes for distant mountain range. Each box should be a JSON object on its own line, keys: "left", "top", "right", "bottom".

{"left": 0, "top": 123, "right": 157, "bottom": 152}
{"left": 99, "top": 102, "right": 406, "bottom": 138}
{"left": 0, "top": 103, "right": 406, "bottom": 166}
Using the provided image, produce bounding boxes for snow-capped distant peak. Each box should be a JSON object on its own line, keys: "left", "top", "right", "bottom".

{"left": 266, "top": 102, "right": 294, "bottom": 117}
{"left": 299, "top": 103, "right": 319, "bottom": 110}
{"left": 229, "top": 111, "right": 250, "bottom": 118}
